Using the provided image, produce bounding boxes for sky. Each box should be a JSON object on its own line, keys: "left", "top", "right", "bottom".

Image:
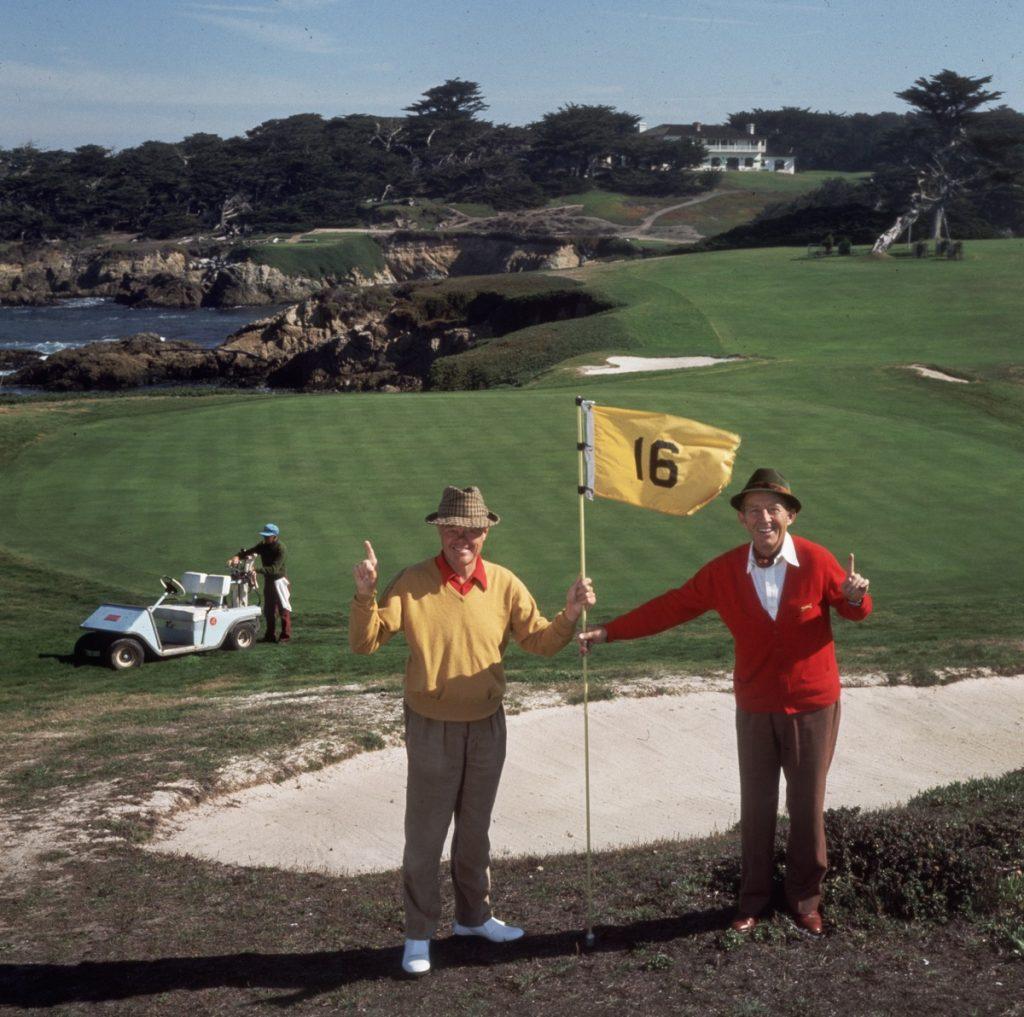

{"left": 1, "top": 0, "right": 1022, "bottom": 151}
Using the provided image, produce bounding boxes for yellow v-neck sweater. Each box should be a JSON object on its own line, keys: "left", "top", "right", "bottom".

{"left": 349, "top": 557, "right": 577, "bottom": 721}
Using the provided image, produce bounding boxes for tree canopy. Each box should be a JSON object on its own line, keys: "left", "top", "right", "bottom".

{"left": 1, "top": 75, "right": 1020, "bottom": 244}
{"left": 872, "top": 69, "right": 1021, "bottom": 252}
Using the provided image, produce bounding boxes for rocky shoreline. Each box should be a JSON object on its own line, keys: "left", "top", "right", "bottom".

{"left": 0, "top": 246, "right": 323, "bottom": 309}
{"left": 2, "top": 229, "right": 623, "bottom": 393}
{"left": 8, "top": 278, "right": 613, "bottom": 393}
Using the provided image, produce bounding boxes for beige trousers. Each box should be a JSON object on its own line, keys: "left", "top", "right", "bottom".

{"left": 402, "top": 704, "right": 507, "bottom": 939}
{"left": 735, "top": 700, "right": 841, "bottom": 917}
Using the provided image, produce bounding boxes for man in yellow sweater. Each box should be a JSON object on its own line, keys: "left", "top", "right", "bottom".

{"left": 350, "top": 485, "right": 595, "bottom": 975}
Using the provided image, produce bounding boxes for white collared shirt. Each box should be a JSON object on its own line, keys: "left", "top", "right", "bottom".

{"left": 746, "top": 532, "right": 800, "bottom": 620}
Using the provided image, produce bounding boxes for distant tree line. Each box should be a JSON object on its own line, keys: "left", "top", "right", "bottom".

{"left": 717, "top": 72, "right": 1024, "bottom": 248}
{"left": 3, "top": 73, "right": 1021, "bottom": 244}
{"left": 0, "top": 79, "right": 710, "bottom": 242}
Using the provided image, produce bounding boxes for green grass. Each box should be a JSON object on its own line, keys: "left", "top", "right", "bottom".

{"left": 657, "top": 171, "right": 868, "bottom": 238}
{"left": 544, "top": 176, "right": 866, "bottom": 235}
{"left": 1, "top": 240, "right": 1022, "bottom": 702}
{"left": 447, "top": 201, "right": 499, "bottom": 218}
{"left": 234, "top": 234, "right": 386, "bottom": 279}
{"left": 545, "top": 190, "right": 696, "bottom": 226}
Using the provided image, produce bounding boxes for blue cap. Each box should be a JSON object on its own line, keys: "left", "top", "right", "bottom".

{"left": 260, "top": 523, "right": 280, "bottom": 537}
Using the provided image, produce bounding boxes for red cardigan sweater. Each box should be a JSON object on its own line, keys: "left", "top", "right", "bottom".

{"left": 604, "top": 535, "right": 872, "bottom": 714}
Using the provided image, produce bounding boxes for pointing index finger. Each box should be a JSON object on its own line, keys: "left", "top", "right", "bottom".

{"left": 847, "top": 553, "right": 856, "bottom": 576}
{"left": 363, "top": 540, "right": 377, "bottom": 565}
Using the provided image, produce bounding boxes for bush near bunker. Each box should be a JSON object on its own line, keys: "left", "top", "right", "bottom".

{"left": 825, "top": 770, "right": 1023, "bottom": 923}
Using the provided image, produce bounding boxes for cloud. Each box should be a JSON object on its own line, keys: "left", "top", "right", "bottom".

{"left": 0, "top": 58, "right": 385, "bottom": 110}
{"left": 188, "top": 11, "right": 341, "bottom": 53}
{"left": 273, "top": 0, "right": 342, "bottom": 8}
{"left": 185, "top": 0, "right": 340, "bottom": 11}
{"left": 637, "top": 13, "right": 757, "bottom": 25}
{"left": 186, "top": 3, "right": 274, "bottom": 12}
{"left": 727, "top": 1, "right": 831, "bottom": 11}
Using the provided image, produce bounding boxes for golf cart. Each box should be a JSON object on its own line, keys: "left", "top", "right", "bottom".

{"left": 75, "top": 560, "right": 264, "bottom": 670}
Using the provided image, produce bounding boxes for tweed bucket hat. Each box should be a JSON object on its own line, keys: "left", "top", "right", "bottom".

{"left": 425, "top": 486, "right": 501, "bottom": 527}
{"left": 729, "top": 468, "right": 802, "bottom": 512}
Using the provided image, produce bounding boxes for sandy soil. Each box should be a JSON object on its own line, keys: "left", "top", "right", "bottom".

{"left": 578, "top": 355, "right": 741, "bottom": 376}
{"left": 149, "top": 675, "right": 1023, "bottom": 876}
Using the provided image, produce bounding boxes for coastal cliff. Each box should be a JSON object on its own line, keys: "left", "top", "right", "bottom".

{"left": 0, "top": 246, "right": 321, "bottom": 308}
{"left": 11, "top": 277, "right": 614, "bottom": 392}
{"left": 0, "top": 233, "right": 588, "bottom": 309}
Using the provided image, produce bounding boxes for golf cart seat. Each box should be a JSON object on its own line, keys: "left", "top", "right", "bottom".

{"left": 178, "top": 572, "right": 231, "bottom": 607}
{"left": 181, "top": 572, "right": 208, "bottom": 599}
{"left": 152, "top": 571, "right": 224, "bottom": 644}
{"left": 200, "top": 574, "right": 231, "bottom": 605}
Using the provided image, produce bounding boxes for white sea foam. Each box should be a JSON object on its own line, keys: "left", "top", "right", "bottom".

{"left": 61, "top": 297, "right": 111, "bottom": 308}
{"left": 30, "top": 341, "right": 71, "bottom": 355}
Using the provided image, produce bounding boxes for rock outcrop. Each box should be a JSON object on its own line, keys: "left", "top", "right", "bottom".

{"left": 0, "top": 348, "right": 43, "bottom": 372}
{"left": 0, "top": 233, "right": 591, "bottom": 309}
{"left": 11, "top": 334, "right": 272, "bottom": 391}
{"left": 373, "top": 234, "right": 583, "bottom": 284}
{"left": 0, "top": 246, "right": 323, "bottom": 308}
{"left": 13, "top": 276, "right": 614, "bottom": 393}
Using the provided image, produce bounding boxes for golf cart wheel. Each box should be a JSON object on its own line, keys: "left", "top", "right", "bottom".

{"left": 108, "top": 637, "right": 145, "bottom": 671}
{"left": 226, "top": 623, "right": 257, "bottom": 651}
{"left": 74, "top": 632, "right": 108, "bottom": 663}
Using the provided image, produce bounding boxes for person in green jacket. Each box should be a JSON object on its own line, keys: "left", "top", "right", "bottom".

{"left": 230, "top": 523, "right": 291, "bottom": 643}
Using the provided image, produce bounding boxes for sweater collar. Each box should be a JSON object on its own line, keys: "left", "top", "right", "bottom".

{"left": 435, "top": 553, "right": 488, "bottom": 594}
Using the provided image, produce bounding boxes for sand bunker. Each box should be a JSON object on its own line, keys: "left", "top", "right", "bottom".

{"left": 907, "top": 364, "right": 970, "bottom": 384}
{"left": 578, "top": 355, "right": 741, "bottom": 376}
{"left": 149, "top": 676, "right": 1023, "bottom": 876}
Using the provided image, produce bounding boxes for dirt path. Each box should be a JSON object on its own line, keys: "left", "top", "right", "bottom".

{"left": 624, "top": 191, "right": 721, "bottom": 239}
{"left": 149, "top": 675, "right": 1024, "bottom": 876}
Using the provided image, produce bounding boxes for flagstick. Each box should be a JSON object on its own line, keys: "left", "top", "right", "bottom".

{"left": 575, "top": 396, "right": 596, "bottom": 949}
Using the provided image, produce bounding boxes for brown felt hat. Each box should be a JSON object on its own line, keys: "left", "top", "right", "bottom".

{"left": 729, "top": 468, "right": 802, "bottom": 512}
{"left": 425, "top": 486, "right": 501, "bottom": 527}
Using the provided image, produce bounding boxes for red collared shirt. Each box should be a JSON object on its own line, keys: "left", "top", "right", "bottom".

{"left": 435, "top": 554, "right": 488, "bottom": 596}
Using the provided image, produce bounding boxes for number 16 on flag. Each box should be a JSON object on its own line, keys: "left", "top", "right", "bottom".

{"left": 579, "top": 400, "right": 741, "bottom": 517}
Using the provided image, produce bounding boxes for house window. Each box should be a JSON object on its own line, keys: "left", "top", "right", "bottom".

{"left": 775, "top": 159, "right": 786, "bottom": 171}
{"left": 710, "top": 157, "right": 722, "bottom": 167}
{"left": 726, "top": 157, "right": 739, "bottom": 170}
{"left": 744, "top": 157, "right": 754, "bottom": 167}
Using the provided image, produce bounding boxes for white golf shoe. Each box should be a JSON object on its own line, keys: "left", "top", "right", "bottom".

{"left": 401, "top": 938, "right": 431, "bottom": 975}
{"left": 452, "top": 917, "right": 524, "bottom": 942}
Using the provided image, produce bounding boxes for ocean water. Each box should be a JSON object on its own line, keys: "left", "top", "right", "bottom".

{"left": 0, "top": 298, "right": 281, "bottom": 356}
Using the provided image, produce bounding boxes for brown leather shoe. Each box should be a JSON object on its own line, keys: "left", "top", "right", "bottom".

{"left": 730, "top": 915, "right": 758, "bottom": 933}
{"left": 788, "top": 910, "right": 824, "bottom": 936}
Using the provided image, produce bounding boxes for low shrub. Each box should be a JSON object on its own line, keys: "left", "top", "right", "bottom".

{"left": 824, "top": 770, "right": 1024, "bottom": 923}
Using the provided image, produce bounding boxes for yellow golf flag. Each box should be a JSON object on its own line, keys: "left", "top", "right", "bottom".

{"left": 581, "top": 402, "right": 740, "bottom": 517}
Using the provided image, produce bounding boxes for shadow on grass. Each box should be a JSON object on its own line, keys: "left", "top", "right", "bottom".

{"left": 38, "top": 652, "right": 82, "bottom": 666}
{"left": 0, "top": 908, "right": 732, "bottom": 1008}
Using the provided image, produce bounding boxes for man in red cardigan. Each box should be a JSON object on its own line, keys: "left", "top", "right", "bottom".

{"left": 579, "top": 468, "right": 871, "bottom": 937}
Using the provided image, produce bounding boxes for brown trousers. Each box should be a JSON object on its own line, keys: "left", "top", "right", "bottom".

{"left": 262, "top": 579, "right": 291, "bottom": 640}
{"left": 735, "top": 700, "right": 841, "bottom": 916}
{"left": 402, "top": 704, "right": 507, "bottom": 939}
